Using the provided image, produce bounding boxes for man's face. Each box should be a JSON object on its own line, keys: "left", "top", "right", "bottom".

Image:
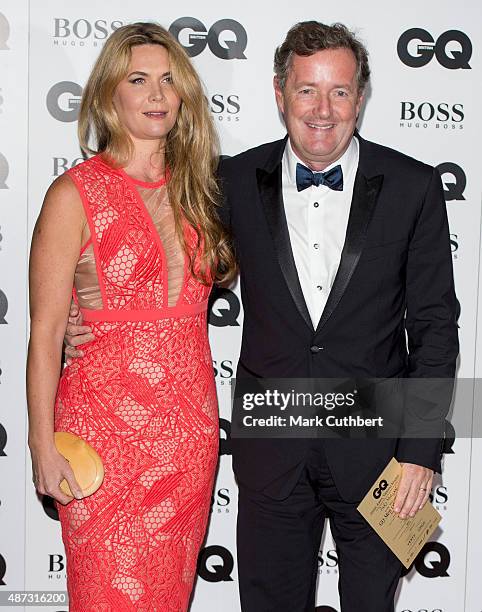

{"left": 274, "top": 48, "right": 363, "bottom": 171}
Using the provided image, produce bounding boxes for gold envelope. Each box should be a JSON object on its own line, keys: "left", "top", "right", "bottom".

{"left": 357, "top": 457, "right": 441, "bottom": 568}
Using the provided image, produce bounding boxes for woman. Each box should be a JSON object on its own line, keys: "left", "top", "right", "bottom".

{"left": 27, "top": 22, "right": 235, "bottom": 611}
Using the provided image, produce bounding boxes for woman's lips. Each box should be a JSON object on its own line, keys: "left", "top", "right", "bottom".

{"left": 143, "top": 111, "right": 168, "bottom": 119}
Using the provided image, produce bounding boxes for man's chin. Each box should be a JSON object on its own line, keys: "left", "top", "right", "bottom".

{"left": 300, "top": 146, "right": 340, "bottom": 168}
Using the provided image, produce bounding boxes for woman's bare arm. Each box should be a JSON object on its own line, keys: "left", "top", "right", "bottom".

{"left": 27, "top": 173, "right": 86, "bottom": 504}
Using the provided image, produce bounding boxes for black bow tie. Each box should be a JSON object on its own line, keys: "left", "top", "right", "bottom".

{"left": 296, "top": 163, "right": 344, "bottom": 192}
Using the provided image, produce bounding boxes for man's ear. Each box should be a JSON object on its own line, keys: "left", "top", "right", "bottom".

{"left": 273, "top": 76, "right": 284, "bottom": 115}
{"left": 355, "top": 92, "right": 365, "bottom": 118}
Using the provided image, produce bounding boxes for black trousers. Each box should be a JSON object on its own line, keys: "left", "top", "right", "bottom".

{"left": 236, "top": 442, "right": 402, "bottom": 611}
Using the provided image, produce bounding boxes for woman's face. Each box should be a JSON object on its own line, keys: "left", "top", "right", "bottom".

{"left": 113, "top": 44, "right": 181, "bottom": 146}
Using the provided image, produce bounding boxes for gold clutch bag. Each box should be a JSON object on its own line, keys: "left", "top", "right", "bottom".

{"left": 54, "top": 431, "right": 104, "bottom": 497}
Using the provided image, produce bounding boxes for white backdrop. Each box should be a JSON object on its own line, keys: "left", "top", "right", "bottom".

{"left": 0, "top": 1, "right": 481, "bottom": 611}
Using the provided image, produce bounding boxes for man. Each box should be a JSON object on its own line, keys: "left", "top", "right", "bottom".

{"left": 66, "top": 22, "right": 458, "bottom": 612}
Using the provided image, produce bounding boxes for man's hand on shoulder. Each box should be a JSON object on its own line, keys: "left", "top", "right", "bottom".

{"left": 393, "top": 462, "right": 434, "bottom": 519}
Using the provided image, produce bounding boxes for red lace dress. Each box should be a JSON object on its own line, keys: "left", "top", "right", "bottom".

{"left": 54, "top": 156, "right": 219, "bottom": 611}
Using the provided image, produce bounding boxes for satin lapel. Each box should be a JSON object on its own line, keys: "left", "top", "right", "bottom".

{"left": 256, "top": 164, "right": 314, "bottom": 332}
{"left": 315, "top": 170, "right": 384, "bottom": 333}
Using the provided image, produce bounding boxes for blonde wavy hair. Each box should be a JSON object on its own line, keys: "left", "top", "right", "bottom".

{"left": 78, "top": 22, "right": 236, "bottom": 284}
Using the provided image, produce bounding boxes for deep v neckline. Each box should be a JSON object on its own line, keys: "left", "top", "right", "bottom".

{"left": 117, "top": 168, "right": 189, "bottom": 310}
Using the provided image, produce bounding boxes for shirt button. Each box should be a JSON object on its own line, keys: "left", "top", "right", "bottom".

{"left": 313, "top": 243, "right": 319, "bottom": 249}
{"left": 314, "top": 202, "right": 319, "bottom": 208}
{"left": 310, "top": 345, "right": 323, "bottom": 353}
{"left": 316, "top": 285, "right": 322, "bottom": 291}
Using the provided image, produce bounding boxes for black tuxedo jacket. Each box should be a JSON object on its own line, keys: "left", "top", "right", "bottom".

{"left": 218, "top": 134, "right": 458, "bottom": 501}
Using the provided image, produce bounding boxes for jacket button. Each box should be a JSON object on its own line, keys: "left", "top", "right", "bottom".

{"left": 310, "top": 345, "right": 323, "bottom": 353}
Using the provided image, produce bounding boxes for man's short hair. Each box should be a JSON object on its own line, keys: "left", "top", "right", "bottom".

{"left": 274, "top": 21, "right": 370, "bottom": 94}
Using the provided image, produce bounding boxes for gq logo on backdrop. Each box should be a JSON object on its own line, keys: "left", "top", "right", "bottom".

{"left": 442, "top": 419, "right": 456, "bottom": 453}
{"left": 0, "top": 423, "right": 7, "bottom": 456}
{"left": 401, "top": 609, "right": 443, "bottom": 612}
{"left": 0, "top": 13, "right": 10, "bottom": 50}
{"left": 0, "top": 152, "right": 9, "bottom": 188}
{"left": 47, "top": 82, "right": 82, "bottom": 122}
{"left": 197, "top": 545, "right": 234, "bottom": 582}
{"left": 53, "top": 18, "right": 123, "bottom": 46}
{"left": 0, "top": 289, "right": 8, "bottom": 324}
{"left": 437, "top": 163, "right": 466, "bottom": 201}
{"left": 0, "top": 553, "right": 5, "bottom": 585}
{"left": 401, "top": 542, "right": 450, "bottom": 579}
{"left": 42, "top": 495, "right": 60, "bottom": 521}
{"left": 169, "top": 17, "right": 247, "bottom": 59}
{"left": 208, "top": 287, "right": 240, "bottom": 327}
{"left": 219, "top": 417, "right": 231, "bottom": 456}
{"left": 398, "top": 28, "right": 472, "bottom": 69}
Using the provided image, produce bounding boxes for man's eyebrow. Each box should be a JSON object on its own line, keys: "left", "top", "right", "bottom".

{"left": 293, "top": 81, "right": 354, "bottom": 89}
{"left": 293, "top": 81, "right": 317, "bottom": 88}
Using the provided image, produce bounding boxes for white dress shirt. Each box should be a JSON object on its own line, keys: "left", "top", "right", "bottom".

{"left": 282, "top": 136, "right": 359, "bottom": 327}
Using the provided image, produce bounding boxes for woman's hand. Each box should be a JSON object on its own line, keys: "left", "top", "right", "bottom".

{"left": 30, "top": 443, "right": 84, "bottom": 505}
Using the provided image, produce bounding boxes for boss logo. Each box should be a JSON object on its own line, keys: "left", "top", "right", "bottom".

{"left": 211, "top": 94, "right": 241, "bottom": 122}
{"left": 197, "top": 545, "right": 234, "bottom": 582}
{"left": 449, "top": 234, "right": 459, "bottom": 255}
{"left": 208, "top": 287, "right": 240, "bottom": 327}
{"left": 429, "top": 485, "right": 448, "bottom": 506}
{"left": 318, "top": 549, "right": 338, "bottom": 571}
{"left": 373, "top": 478, "right": 388, "bottom": 499}
{"left": 53, "top": 19, "right": 123, "bottom": 41}
{"left": 53, "top": 157, "right": 85, "bottom": 176}
{"left": 0, "top": 13, "right": 10, "bottom": 50}
{"left": 400, "top": 102, "right": 464, "bottom": 123}
{"left": 48, "top": 554, "right": 65, "bottom": 573}
{"left": 213, "top": 360, "right": 234, "bottom": 380}
{"left": 169, "top": 17, "right": 247, "bottom": 59}
{"left": 398, "top": 28, "right": 472, "bottom": 69}
{"left": 211, "top": 487, "right": 231, "bottom": 513}
{"left": 436, "top": 162, "right": 466, "bottom": 201}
